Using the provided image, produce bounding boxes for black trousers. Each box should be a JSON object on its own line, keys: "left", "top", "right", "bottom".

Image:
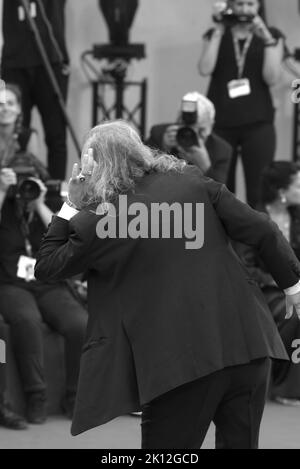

{"left": 215, "top": 123, "right": 276, "bottom": 208}
{"left": 141, "top": 358, "right": 270, "bottom": 449}
{"left": 2, "top": 64, "right": 69, "bottom": 180}
{"left": 0, "top": 283, "right": 87, "bottom": 395}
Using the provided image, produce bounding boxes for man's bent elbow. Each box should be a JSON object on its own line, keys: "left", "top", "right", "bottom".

{"left": 35, "top": 260, "right": 52, "bottom": 282}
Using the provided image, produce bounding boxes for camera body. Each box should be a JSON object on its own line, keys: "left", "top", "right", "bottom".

{"left": 176, "top": 99, "right": 200, "bottom": 149}
{"left": 6, "top": 164, "right": 61, "bottom": 203}
{"left": 213, "top": 8, "right": 255, "bottom": 26}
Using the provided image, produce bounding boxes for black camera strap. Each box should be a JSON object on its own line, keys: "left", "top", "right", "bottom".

{"left": 232, "top": 33, "right": 253, "bottom": 79}
{"left": 15, "top": 200, "right": 34, "bottom": 258}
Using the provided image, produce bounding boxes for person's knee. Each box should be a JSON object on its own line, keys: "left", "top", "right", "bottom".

{"left": 58, "top": 313, "right": 87, "bottom": 341}
{"left": 8, "top": 309, "right": 43, "bottom": 331}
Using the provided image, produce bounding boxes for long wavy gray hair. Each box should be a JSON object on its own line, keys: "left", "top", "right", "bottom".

{"left": 80, "top": 120, "right": 186, "bottom": 206}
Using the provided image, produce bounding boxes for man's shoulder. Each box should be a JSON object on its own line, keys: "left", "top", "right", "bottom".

{"left": 181, "top": 165, "right": 223, "bottom": 193}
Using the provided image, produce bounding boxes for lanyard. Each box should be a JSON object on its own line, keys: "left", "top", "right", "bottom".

{"left": 232, "top": 33, "right": 253, "bottom": 79}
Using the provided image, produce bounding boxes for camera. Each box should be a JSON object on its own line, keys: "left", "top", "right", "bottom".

{"left": 5, "top": 164, "right": 61, "bottom": 203}
{"left": 213, "top": 5, "right": 255, "bottom": 26}
{"left": 176, "top": 99, "right": 200, "bottom": 150}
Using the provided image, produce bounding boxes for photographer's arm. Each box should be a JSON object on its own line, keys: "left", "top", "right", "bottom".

{"left": 198, "top": 26, "right": 224, "bottom": 77}
{"left": 262, "top": 39, "right": 284, "bottom": 86}
{"left": 27, "top": 130, "right": 40, "bottom": 158}
{"left": 252, "top": 17, "right": 284, "bottom": 86}
{"left": 178, "top": 143, "right": 211, "bottom": 174}
{"left": 34, "top": 201, "right": 53, "bottom": 227}
{"left": 27, "top": 179, "right": 53, "bottom": 227}
{"left": 0, "top": 169, "right": 17, "bottom": 219}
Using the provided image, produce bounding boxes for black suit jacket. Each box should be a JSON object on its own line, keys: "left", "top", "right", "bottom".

{"left": 146, "top": 124, "right": 232, "bottom": 184}
{"left": 35, "top": 168, "right": 300, "bottom": 435}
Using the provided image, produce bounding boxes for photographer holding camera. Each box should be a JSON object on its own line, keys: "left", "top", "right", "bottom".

{"left": 146, "top": 92, "right": 232, "bottom": 184}
{"left": 0, "top": 0, "right": 70, "bottom": 180}
{"left": 0, "top": 84, "right": 87, "bottom": 425}
{"left": 198, "top": 0, "right": 285, "bottom": 208}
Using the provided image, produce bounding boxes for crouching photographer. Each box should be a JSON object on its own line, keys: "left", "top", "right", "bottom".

{"left": 146, "top": 92, "right": 232, "bottom": 184}
{"left": 0, "top": 153, "right": 88, "bottom": 425}
{"left": 198, "top": 0, "right": 285, "bottom": 207}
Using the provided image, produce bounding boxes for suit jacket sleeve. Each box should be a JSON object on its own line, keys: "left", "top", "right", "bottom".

{"left": 35, "top": 210, "right": 98, "bottom": 282}
{"left": 205, "top": 178, "right": 300, "bottom": 290}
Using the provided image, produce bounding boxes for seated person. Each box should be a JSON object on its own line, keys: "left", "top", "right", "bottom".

{"left": 0, "top": 317, "right": 27, "bottom": 429}
{"left": 0, "top": 84, "right": 88, "bottom": 424}
{"left": 145, "top": 92, "right": 232, "bottom": 183}
{"left": 236, "top": 161, "right": 300, "bottom": 406}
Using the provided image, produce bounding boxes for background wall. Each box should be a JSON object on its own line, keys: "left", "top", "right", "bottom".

{"left": 2, "top": 0, "right": 300, "bottom": 193}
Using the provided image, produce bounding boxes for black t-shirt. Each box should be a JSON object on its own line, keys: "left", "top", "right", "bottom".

{"left": 2, "top": 0, "right": 68, "bottom": 68}
{"left": 204, "top": 26, "right": 284, "bottom": 128}
{"left": 0, "top": 195, "right": 62, "bottom": 287}
{"left": 0, "top": 198, "right": 45, "bottom": 285}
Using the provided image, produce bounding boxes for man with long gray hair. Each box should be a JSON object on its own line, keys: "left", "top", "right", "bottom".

{"left": 35, "top": 120, "right": 300, "bottom": 449}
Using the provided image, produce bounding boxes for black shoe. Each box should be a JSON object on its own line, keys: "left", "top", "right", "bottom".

{"left": 26, "top": 391, "right": 47, "bottom": 424}
{"left": 0, "top": 403, "right": 28, "bottom": 430}
{"left": 61, "top": 393, "right": 76, "bottom": 419}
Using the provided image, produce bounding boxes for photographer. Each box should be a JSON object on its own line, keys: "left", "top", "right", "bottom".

{"left": 198, "top": 0, "right": 284, "bottom": 207}
{"left": 146, "top": 92, "right": 232, "bottom": 184}
{"left": 0, "top": 317, "right": 27, "bottom": 429}
{"left": 0, "top": 85, "right": 87, "bottom": 425}
{"left": 0, "top": 0, "right": 69, "bottom": 180}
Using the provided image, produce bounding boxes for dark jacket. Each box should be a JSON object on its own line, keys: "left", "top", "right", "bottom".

{"left": 35, "top": 168, "right": 300, "bottom": 435}
{"left": 235, "top": 205, "right": 300, "bottom": 289}
{"left": 146, "top": 124, "right": 232, "bottom": 184}
{"left": 2, "top": 0, "right": 68, "bottom": 69}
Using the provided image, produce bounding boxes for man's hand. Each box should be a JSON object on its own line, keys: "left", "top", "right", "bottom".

{"left": 68, "top": 149, "right": 96, "bottom": 209}
{"left": 162, "top": 125, "right": 179, "bottom": 152}
{"left": 285, "top": 291, "right": 300, "bottom": 320}
{"left": 0, "top": 168, "right": 17, "bottom": 193}
{"left": 178, "top": 139, "right": 211, "bottom": 173}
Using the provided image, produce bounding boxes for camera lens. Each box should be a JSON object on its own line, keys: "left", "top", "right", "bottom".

{"left": 176, "top": 127, "right": 199, "bottom": 149}
{"left": 18, "top": 178, "right": 41, "bottom": 202}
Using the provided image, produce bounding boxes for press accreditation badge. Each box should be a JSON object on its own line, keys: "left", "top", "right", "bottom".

{"left": 228, "top": 79, "right": 251, "bottom": 99}
{"left": 17, "top": 256, "right": 36, "bottom": 282}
